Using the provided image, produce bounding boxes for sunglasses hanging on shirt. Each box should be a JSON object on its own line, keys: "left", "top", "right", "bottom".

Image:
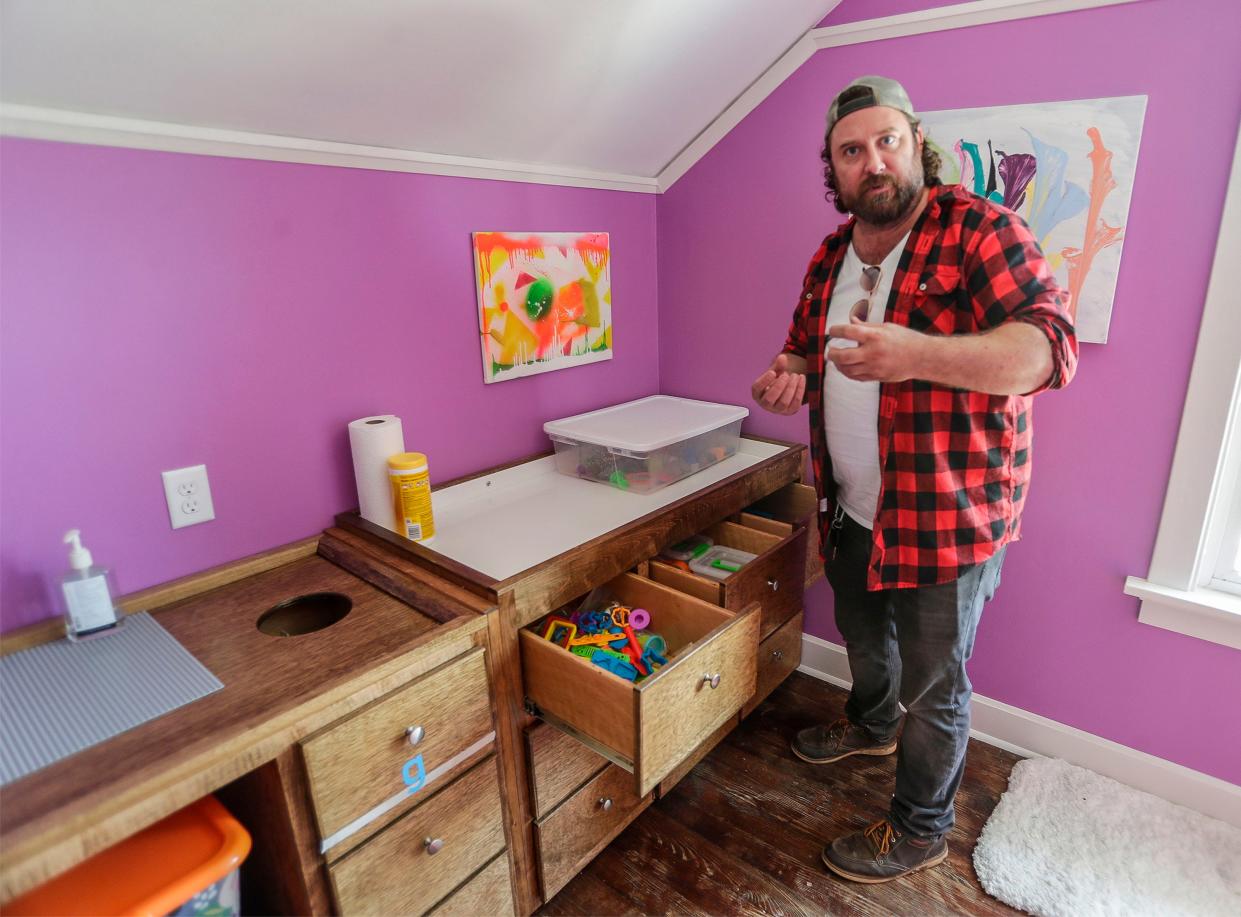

{"left": 848, "top": 265, "right": 882, "bottom": 323}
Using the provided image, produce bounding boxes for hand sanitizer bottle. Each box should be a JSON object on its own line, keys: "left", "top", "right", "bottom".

{"left": 61, "top": 529, "right": 122, "bottom": 641}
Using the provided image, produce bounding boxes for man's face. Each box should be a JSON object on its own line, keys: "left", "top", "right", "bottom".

{"left": 828, "top": 106, "right": 924, "bottom": 226}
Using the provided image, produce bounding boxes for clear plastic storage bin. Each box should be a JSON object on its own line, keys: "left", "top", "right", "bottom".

{"left": 544, "top": 396, "right": 748, "bottom": 494}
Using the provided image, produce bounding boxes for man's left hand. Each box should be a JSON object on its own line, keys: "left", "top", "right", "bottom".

{"left": 827, "top": 320, "right": 926, "bottom": 382}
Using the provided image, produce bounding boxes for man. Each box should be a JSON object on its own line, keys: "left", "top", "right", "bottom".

{"left": 751, "top": 76, "right": 1077, "bottom": 883}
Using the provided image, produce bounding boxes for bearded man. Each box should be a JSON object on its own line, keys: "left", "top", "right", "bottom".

{"left": 751, "top": 76, "right": 1077, "bottom": 882}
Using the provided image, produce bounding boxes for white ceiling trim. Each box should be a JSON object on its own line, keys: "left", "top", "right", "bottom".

{"left": 657, "top": 0, "right": 1149, "bottom": 191}
{"left": 0, "top": 103, "right": 660, "bottom": 194}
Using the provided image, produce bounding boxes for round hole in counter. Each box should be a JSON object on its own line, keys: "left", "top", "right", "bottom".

{"left": 257, "top": 592, "right": 352, "bottom": 637}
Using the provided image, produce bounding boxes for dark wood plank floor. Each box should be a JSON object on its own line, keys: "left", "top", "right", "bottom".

{"left": 541, "top": 672, "right": 1023, "bottom": 916}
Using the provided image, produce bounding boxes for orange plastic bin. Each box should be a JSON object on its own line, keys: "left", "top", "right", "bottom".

{"left": 9, "top": 796, "right": 251, "bottom": 917}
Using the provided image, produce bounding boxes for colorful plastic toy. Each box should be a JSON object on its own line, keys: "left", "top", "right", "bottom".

{"left": 590, "top": 648, "right": 639, "bottom": 681}
{"left": 541, "top": 616, "right": 577, "bottom": 647}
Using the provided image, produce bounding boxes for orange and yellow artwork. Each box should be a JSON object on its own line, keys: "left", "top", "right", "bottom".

{"left": 472, "top": 231, "right": 612, "bottom": 383}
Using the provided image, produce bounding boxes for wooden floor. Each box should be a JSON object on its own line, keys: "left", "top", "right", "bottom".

{"left": 541, "top": 672, "right": 1023, "bottom": 916}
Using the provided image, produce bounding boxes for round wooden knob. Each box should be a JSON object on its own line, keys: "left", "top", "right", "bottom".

{"left": 424, "top": 837, "right": 444, "bottom": 855}
{"left": 405, "top": 725, "right": 425, "bottom": 746}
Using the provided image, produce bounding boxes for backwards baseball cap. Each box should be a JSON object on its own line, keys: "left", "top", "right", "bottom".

{"left": 825, "top": 75, "right": 917, "bottom": 138}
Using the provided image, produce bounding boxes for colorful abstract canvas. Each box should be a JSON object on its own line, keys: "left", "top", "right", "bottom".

{"left": 920, "top": 96, "right": 1147, "bottom": 343}
{"left": 472, "top": 231, "right": 612, "bottom": 383}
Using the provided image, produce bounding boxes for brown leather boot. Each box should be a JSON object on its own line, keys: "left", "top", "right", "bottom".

{"left": 822, "top": 819, "right": 948, "bottom": 883}
{"left": 791, "top": 717, "right": 898, "bottom": 764}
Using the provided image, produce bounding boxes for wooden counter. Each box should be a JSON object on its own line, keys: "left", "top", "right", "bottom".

{"left": 0, "top": 541, "right": 493, "bottom": 905}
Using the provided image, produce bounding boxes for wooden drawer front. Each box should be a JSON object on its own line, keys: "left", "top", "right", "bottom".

{"left": 427, "top": 852, "right": 514, "bottom": 917}
{"left": 534, "top": 763, "right": 650, "bottom": 900}
{"left": 526, "top": 722, "right": 609, "bottom": 819}
{"left": 330, "top": 756, "right": 505, "bottom": 917}
{"left": 708, "top": 520, "right": 807, "bottom": 639}
{"left": 520, "top": 573, "right": 758, "bottom": 797}
{"left": 744, "top": 609, "right": 803, "bottom": 718}
{"left": 651, "top": 520, "right": 806, "bottom": 640}
{"left": 303, "top": 647, "right": 492, "bottom": 841}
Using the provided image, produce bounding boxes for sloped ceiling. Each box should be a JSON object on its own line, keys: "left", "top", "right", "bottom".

{"left": 0, "top": 0, "right": 834, "bottom": 179}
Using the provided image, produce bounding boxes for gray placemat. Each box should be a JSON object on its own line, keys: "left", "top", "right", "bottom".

{"left": 0, "top": 612, "right": 223, "bottom": 786}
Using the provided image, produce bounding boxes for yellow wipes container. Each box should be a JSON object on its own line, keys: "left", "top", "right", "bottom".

{"left": 388, "top": 452, "right": 436, "bottom": 544}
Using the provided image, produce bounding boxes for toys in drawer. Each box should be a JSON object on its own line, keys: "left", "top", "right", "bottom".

{"left": 533, "top": 601, "right": 668, "bottom": 683}
{"left": 656, "top": 535, "right": 756, "bottom": 582}
{"left": 688, "top": 545, "right": 757, "bottom": 581}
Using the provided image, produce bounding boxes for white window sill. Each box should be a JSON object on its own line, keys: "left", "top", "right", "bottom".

{"left": 1124, "top": 577, "right": 1241, "bottom": 651}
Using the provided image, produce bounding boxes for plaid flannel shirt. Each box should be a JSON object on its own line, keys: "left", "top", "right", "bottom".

{"left": 784, "top": 183, "right": 1078, "bottom": 590}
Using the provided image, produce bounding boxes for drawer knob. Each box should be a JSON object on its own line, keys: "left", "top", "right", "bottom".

{"left": 405, "top": 725, "right": 425, "bottom": 746}
{"left": 772, "top": 650, "right": 784, "bottom": 661}
{"left": 701, "top": 672, "right": 722, "bottom": 689}
{"left": 767, "top": 578, "right": 779, "bottom": 592}
{"left": 424, "top": 836, "right": 445, "bottom": 855}
{"left": 598, "top": 797, "right": 613, "bottom": 812}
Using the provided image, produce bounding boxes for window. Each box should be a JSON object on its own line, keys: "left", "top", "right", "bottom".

{"left": 1124, "top": 125, "right": 1241, "bottom": 650}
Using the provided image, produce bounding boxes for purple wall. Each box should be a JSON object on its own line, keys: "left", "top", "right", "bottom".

{"left": 0, "top": 142, "right": 659, "bottom": 630}
{"left": 659, "top": 0, "right": 1241, "bottom": 783}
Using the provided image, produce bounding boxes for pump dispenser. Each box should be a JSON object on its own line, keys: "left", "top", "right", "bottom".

{"left": 61, "top": 529, "right": 121, "bottom": 640}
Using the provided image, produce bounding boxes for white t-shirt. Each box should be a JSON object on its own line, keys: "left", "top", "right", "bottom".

{"left": 823, "top": 235, "right": 909, "bottom": 530}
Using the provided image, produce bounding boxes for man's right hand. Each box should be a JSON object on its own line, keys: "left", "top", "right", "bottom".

{"left": 751, "top": 353, "right": 808, "bottom": 415}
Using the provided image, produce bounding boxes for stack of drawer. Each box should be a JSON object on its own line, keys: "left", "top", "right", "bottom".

{"left": 299, "top": 647, "right": 514, "bottom": 916}
{"left": 525, "top": 724, "right": 649, "bottom": 900}
{"left": 642, "top": 481, "right": 817, "bottom": 789}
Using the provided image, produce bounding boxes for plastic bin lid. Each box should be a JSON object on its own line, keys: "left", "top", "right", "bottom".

{"left": 7, "top": 795, "right": 251, "bottom": 917}
{"left": 544, "top": 395, "right": 748, "bottom": 452}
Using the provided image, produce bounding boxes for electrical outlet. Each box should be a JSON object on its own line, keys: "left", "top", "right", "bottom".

{"left": 162, "top": 465, "right": 216, "bottom": 529}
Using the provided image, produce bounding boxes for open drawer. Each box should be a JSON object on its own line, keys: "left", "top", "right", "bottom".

{"left": 648, "top": 517, "right": 807, "bottom": 640}
{"left": 735, "top": 481, "right": 820, "bottom": 590}
{"left": 519, "top": 572, "right": 758, "bottom": 797}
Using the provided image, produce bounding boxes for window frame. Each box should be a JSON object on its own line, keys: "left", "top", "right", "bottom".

{"left": 1124, "top": 123, "right": 1241, "bottom": 650}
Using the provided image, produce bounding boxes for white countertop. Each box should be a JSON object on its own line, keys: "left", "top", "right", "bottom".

{"left": 427, "top": 438, "right": 788, "bottom": 580}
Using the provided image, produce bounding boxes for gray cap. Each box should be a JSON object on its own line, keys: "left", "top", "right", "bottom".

{"left": 825, "top": 75, "right": 917, "bottom": 138}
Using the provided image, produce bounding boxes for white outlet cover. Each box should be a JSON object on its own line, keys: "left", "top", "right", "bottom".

{"left": 161, "top": 464, "right": 216, "bottom": 529}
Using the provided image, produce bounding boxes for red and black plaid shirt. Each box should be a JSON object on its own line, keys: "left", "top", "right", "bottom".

{"left": 784, "top": 183, "right": 1078, "bottom": 590}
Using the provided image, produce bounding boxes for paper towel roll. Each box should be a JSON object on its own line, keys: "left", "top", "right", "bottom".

{"left": 348, "top": 415, "right": 405, "bottom": 532}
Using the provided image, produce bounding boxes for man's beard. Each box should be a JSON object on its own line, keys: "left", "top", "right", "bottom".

{"left": 841, "top": 165, "right": 923, "bottom": 226}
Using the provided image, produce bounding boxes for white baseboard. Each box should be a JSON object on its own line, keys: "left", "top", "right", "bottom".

{"left": 798, "top": 633, "right": 1241, "bottom": 827}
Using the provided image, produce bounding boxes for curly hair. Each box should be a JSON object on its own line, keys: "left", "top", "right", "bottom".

{"left": 821, "top": 126, "right": 943, "bottom": 214}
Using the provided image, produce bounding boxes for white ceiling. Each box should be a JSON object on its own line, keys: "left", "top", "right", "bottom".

{"left": 0, "top": 0, "right": 833, "bottom": 179}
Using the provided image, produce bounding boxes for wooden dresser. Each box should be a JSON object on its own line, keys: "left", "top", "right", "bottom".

{"left": 334, "top": 435, "right": 819, "bottom": 914}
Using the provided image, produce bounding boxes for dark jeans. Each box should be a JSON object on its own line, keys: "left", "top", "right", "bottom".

{"left": 826, "top": 511, "right": 1006, "bottom": 839}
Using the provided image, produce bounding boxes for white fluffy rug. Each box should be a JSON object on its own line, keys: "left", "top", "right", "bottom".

{"left": 973, "top": 757, "right": 1241, "bottom": 917}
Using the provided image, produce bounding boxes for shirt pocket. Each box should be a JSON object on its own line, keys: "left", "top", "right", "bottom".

{"left": 908, "top": 268, "right": 970, "bottom": 334}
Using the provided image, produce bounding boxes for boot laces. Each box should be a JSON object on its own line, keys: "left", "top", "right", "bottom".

{"left": 864, "top": 820, "right": 899, "bottom": 856}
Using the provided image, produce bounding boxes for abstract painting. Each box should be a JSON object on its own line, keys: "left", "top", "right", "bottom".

{"left": 920, "top": 96, "right": 1147, "bottom": 343}
{"left": 472, "top": 231, "right": 612, "bottom": 383}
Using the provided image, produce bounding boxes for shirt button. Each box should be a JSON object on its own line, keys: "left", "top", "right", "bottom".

{"left": 918, "top": 283, "right": 927, "bottom": 291}
{"left": 805, "top": 293, "right": 813, "bottom": 300}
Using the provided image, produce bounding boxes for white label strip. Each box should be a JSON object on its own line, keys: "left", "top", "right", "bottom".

{"left": 319, "top": 731, "right": 496, "bottom": 855}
